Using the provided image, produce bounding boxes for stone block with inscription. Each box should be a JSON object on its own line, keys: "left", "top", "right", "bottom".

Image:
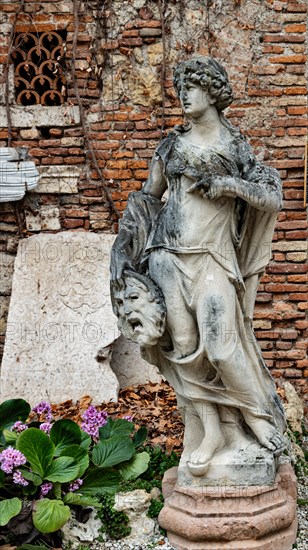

{"left": 0, "top": 232, "right": 120, "bottom": 405}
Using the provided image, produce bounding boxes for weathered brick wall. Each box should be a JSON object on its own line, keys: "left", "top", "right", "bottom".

{"left": 0, "top": 0, "right": 307, "bottom": 406}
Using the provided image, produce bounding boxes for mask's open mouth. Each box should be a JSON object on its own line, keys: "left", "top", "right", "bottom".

{"left": 129, "top": 318, "right": 143, "bottom": 332}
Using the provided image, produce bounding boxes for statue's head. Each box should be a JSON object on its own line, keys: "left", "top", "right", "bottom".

{"left": 112, "top": 271, "right": 166, "bottom": 347}
{"left": 173, "top": 56, "right": 233, "bottom": 112}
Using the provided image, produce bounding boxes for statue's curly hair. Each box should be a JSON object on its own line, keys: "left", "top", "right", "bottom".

{"left": 173, "top": 56, "right": 233, "bottom": 112}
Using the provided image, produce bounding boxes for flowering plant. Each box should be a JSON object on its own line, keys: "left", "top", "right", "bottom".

{"left": 0, "top": 398, "right": 148, "bottom": 538}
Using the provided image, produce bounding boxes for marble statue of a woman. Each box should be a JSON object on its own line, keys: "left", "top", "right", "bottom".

{"left": 110, "top": 57, "right": 286, "bottom": 481}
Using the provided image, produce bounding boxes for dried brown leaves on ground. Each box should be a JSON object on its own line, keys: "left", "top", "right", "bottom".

{"left": 51, "top": 381, "right": 184, "bottom": 454}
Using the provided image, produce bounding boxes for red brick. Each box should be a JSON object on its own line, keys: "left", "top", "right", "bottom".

{"left": 128, "top": 19, "right": 162, "bottom": 29}
{"left": 121, "top": 181, "right": 142, "bottom": 191}
{"left": 62, "top": 219, "right": 84, "bottom": 229}
{"left": 248, "top": 88, "right": 282, "bottom": 97}
{"left": 284, "top": 87, "right": 307, "bottom": 95}
{"left": 134, "top": 170, "right": 149, "bottom": 179}
{"left": 287, "top": 128, "right": 307, "bottom": 136}
{"left": 113, "top": 151, "right": 134, "bottom": 159}
{"left": 289, "top": 293, "right": 308, "bottom": 301}
{"left": 63, "top": 157, "right": 85, "bottom": 164}
{"left": 277, "top": 342, "right": 293, "bottom": 350}
{"left": 284, "top": 24, "right": 306, "bottom": 33}
{"left": 107, "top": 160, "right": 128, "bottom": 169}
{"left": 126, "top": 160, "right": 148, "bottom": 169}
{"left": 64, "top": 209, "right": 88, "bottom": 218}
{"left": 41, "top": 157, "right": 64, "bottom": 164}
{"left": 285, "top": 369, "right": 303, "bottom": 377}
{"left": 264, "top": 284, "right": 307, "bottom": 292}
{"left": 275, "top": 220, "right": 307, "bottom": 230}
{"left": 272, "top": 117, "right": 308, "bottom": 127}
{"left": 103, "top": 169, "right": 133, "bottom": 180}
{"left": 263, "top": 34, "right": 305, "bottom": 43}
{"left": 260, "top": 341, "right": 273, "bottom": 350}
{"left": 268, "top": 263, "right": 307, "bottom": 274}
{"left": 126, "top": 141, "right": 147, "bottom": 149}
{"left": 255, "top": 331, "right": 280, "bottom": 339}
{"left": 286, "top": 230, "right": 308, "bottom": 239}
{"left": 281, "top": 330, "right": 298, "bottom": 339}
{"left": 287, "top": 275, "right": 308, "bottom": 282}
{"left": 119, "top": 37, "right": 143, "bottom": 47}
{"left": 295, "top": 320, "right": 308, "bottom": 329}
{"left": 270, "top": 54, "right": 306, "bottom": 63}
{"left": 287, "top": 3, "right": 307, "bottom": 12}
{"left": 262, "top": 45, "right": 284, "bottom": 54}
{"left": 121, "top": 30, "right": 139, "bottom": 37}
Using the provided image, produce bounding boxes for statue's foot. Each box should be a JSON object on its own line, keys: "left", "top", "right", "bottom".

{"left": 186, "top": 434, "right": 225, "bottom": 477}
{"left": 245, "top": 416, "right": 286, "bottom": 456}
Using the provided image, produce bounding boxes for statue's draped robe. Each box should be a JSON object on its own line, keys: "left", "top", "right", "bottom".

{"left": 112, "top": 126, "right": 286, "bottom": 435}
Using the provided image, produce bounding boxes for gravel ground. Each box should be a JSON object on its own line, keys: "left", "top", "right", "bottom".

{"left": 295, "top": 466, "right": 308, "bottom": 550}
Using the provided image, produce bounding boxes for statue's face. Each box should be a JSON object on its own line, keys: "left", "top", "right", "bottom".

{"left": 180, "top": 80, "right": 215, "bottom": 117}
{"left": 113, "top": 279, "right": 165, "bottom": 347}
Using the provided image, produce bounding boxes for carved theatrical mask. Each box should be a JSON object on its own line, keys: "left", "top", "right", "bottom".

{"left": 112, "top": 273, "right": 166, "bottom": 347}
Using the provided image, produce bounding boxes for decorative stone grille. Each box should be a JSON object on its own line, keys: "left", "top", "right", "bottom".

{"left": 12, "top": 31, "right": 67, "bottom": 106}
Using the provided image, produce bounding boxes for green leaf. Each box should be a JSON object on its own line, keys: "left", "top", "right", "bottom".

{"left": 99, "top": 418, "right": 134, "bottom": 440}
{"left": 44, "top": 457, "right": 79, "bottom": 483}
{"left": 80, "top": 430, "right": 92, "bottom": 450}
{"left": 33, "top": 498, "right": 71, "bottom": 533}
{"left": 119, "top": 451, "right": 150, "bottom": 481}
{"left": 19, "top": 469, "right": 42, "bottom": 486}
{"left": 0, "top": 497, "right": 22, "bottom": 526}
{"left": 80, "top": 467, "right": 120, "bottom": 495}
{"left": 60, "top": 444, "right": 89, "bottom": 477}
{"left": 132, "top": 426, "right": 147, "bottom": 448}
{"left": 3, "top": 428, "right": 18, "bottom": 445}
{"left": 53, "top": 482, "right": 62, "bottom": 500}
{"left": 16, "top": 428, "right": 54, "bottom": 477}
{"left": 0, "top": 399, "right": 30, "bottom": 433}
{"left": 63, "top": 492, "right": 101, "bottom": 508}
{"left": 92, "top": 435, "right": 135, "bottom": 468}
{"left": 50, "top": 419, "right": 82, "bottom": 456}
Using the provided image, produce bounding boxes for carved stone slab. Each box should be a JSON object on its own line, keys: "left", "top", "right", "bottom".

{"left": 111, "top": 335, "right": 163, "bottom": 388}
{"left": 0, "top": 232, "right": 120, "bottom": 405}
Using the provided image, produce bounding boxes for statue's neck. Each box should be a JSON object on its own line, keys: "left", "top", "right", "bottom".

{"left": 187, "top": 107, "right": 222, "bottom": 147}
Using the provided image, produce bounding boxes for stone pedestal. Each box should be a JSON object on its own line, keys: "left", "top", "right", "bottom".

{"left": 159, "top": 463, "right": 297, "bottom": 550}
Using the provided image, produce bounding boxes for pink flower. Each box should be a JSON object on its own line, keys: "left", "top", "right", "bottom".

{"left": 81, "top": 406, "right": 108, "bottom": 440}
{"left": 0, "top": 447, "right": 27, "bottom": 474}
{"left": 69, "top": 478, "right": 83, "bottom": 492}
{"left": 123, "top": 415, "right": 133, "bottom": 422}
{"left": 40, "top": 482, "right": 53, "bottom": 497}
{"left": 11, "top": 421, "right": 28, "bottom": 433}
{"left": 13, "top": 470, "right": 29, "bottom": 487}
{"left": 32, "top": 401, "right": 52, "bottom": 422}
{"left": 40, "top": 422, "right": 52, "bottom": 435}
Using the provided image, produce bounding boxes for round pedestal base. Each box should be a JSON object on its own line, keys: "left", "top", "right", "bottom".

{"left": 158, "top": 463, "right": 297, "bottom": 550}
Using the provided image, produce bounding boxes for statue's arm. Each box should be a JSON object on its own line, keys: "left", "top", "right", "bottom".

{"left": 111, "top": 156, "right": 166, "bottom": 285}
{"left": 210, "top": 168, "right": 282, "bottom": 213}
{"left": 206, "top": 138, "right": 282, "bottom": 213}
{"left": 142, "top": 155, "right": 167, "bottom": 199}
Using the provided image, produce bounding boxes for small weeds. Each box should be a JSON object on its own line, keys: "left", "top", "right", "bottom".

{"left": 97, "top": 493, "right": 131, "bottom": 540}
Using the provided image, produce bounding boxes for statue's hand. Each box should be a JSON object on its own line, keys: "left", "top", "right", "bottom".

{"left": 110, "top": 250, "right": 135, "bottom": 290}
{"left": 204, "top": 175, "right": 236, "bottom": 200}
{"left": 186, "top": 175, "right": 212, "bottom": 196}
